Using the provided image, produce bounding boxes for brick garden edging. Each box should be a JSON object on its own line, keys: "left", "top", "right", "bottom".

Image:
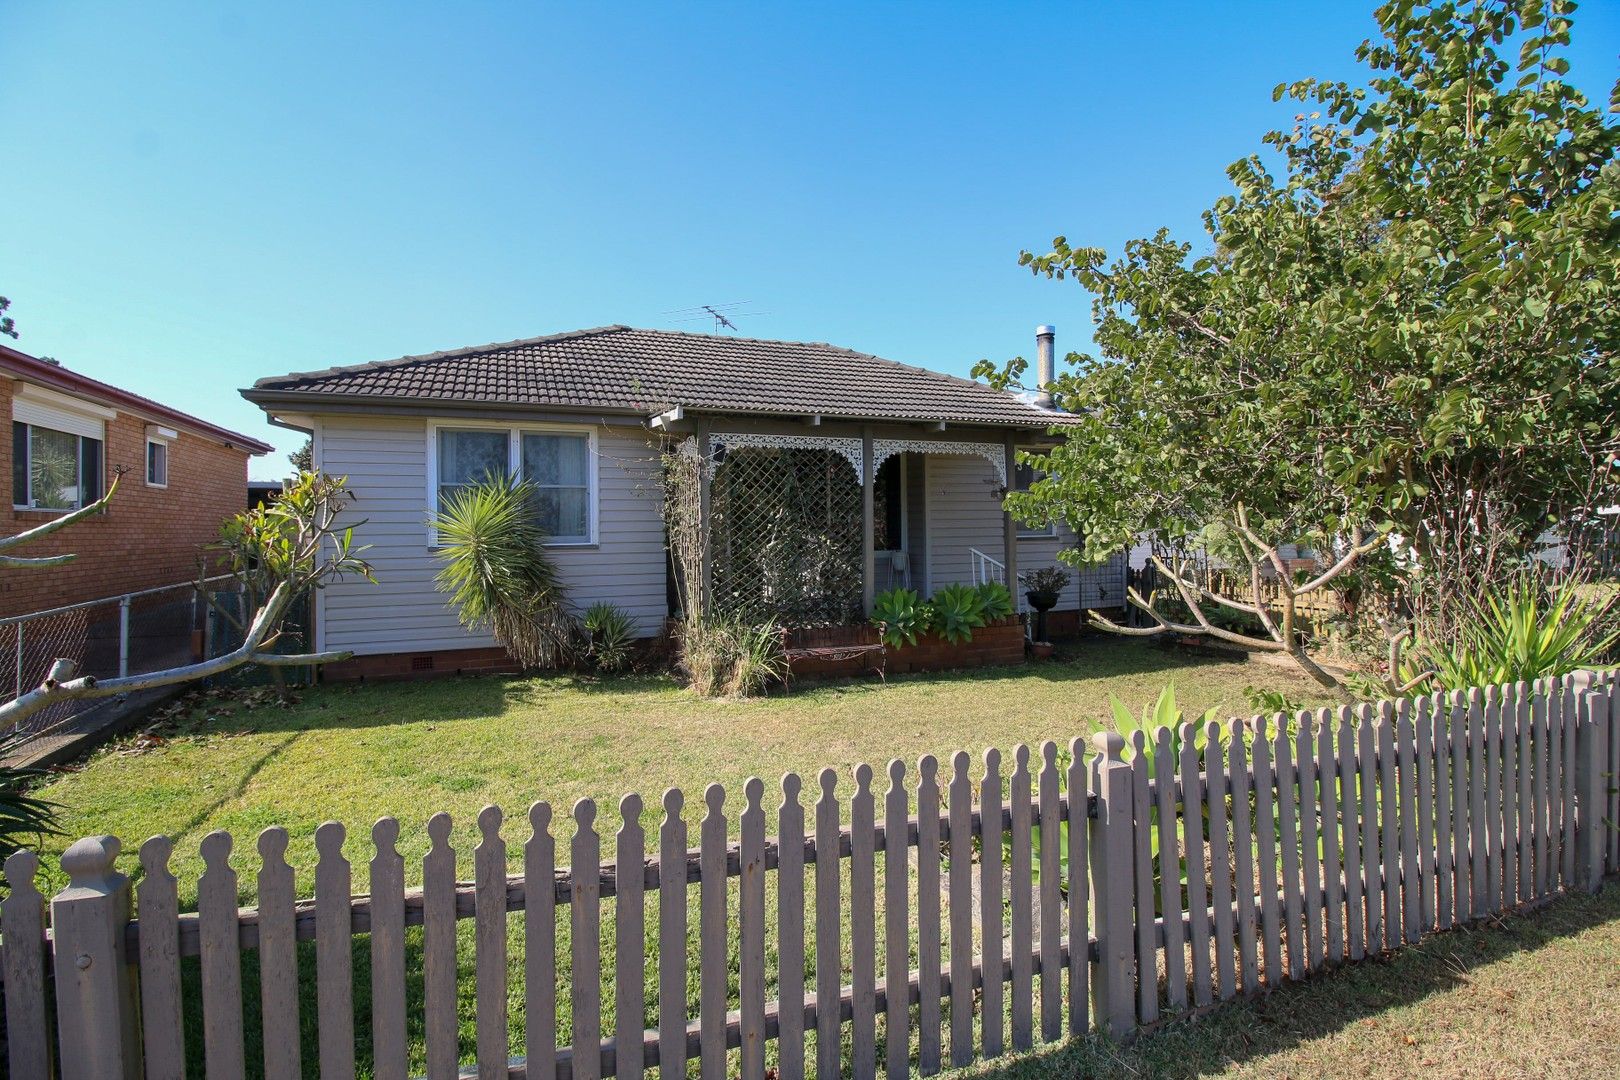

{"left": 785, "top": 616, "right": 1027, "bottom": 679}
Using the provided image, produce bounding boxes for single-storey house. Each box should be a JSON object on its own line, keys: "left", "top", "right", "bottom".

{"left": 243, "top": 325, "right": 1125, "bottom": 678}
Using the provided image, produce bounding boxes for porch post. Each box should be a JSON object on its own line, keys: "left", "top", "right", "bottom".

{"left": 861, "top": 426, "right": 875, "bottom": 616}
{"left": 696, "top": 421, "right": 713, "bottom": 619}
{"left": 1002, "top": 435, "right": 1018, "bottom": 600}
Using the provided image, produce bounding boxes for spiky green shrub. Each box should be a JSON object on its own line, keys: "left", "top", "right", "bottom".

{"left": 432, "top": 474, "right": 576, "bottom": 670}
{"left": 1398, "top": 573, "right": 1619, "bottom": 691}
{"left": 0, "top": 728, "right": 59, "bottom": 866}
{"left": 583, "top": 602, "right": 636, "bottom": 674}
{"left": 871, "top": 587, "right": 931, "bottom": 647}
{"left": 679, "top": 618, "right": 786, "bottom": 698}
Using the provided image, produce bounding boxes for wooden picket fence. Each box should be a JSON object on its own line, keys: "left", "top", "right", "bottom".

{"left": 2, "top": 672, "right": 1616, "bottom": 1079}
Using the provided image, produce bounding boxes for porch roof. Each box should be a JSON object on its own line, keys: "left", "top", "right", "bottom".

{"left": 243, "top": 325, "right": 1078, "bottom": 431}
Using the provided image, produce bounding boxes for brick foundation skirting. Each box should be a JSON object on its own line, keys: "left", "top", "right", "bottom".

{"left": 321, "top": 647, "right": 522, "bottom": 682}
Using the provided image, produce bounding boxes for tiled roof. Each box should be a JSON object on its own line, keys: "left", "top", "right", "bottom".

{"left": 247, "top": 325, "right": 1072, "bottom": 429}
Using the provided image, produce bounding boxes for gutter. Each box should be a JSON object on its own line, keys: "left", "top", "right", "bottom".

{"left": 1, "top": 343, "right": 274, "bottom": 454}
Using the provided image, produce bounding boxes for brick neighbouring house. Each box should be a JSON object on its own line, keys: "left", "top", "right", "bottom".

{"left": 1, "top": 343, "right": 273, "bottom": 618}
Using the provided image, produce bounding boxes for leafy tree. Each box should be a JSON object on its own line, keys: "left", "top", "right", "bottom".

{"left": 289, "top": 437, "right": 313, "bottom": 473}
{"left": 981, "top": 0, "right": 1620, "bottom": 621}
{"left": 0, "top": 296, "right": 16, "bottom": 340}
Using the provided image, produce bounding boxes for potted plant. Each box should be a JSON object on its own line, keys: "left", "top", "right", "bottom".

{"left": 1023, "top": 565, "right": 1071, "bottom": 643}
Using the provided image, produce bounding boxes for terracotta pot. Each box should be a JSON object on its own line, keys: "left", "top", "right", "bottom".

{"left": 1030, "top": 640, "right": 1055, "bottom": 660}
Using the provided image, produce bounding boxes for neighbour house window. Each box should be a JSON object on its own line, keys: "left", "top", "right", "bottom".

{"left": 1013, "top": 449, "right": 1057, "bottom": 538}
{"left": 433, "top": 426, "right": 595, "bottom": 544}
{"left": 11, "top": 421, "right": 103, "bottom": 511}
{"left": 146, "top": 439, "right": 169, "bottom": 487}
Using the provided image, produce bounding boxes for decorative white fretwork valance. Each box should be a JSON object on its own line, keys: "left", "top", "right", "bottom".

{"left": 681, "top": 433, "right": 1007, "bottom": 485}
{"left": 685, "top": 432, "right": 866, "bottom": 479}
{"left": 872, "top": 438, "right": 1007, "bottom": 487}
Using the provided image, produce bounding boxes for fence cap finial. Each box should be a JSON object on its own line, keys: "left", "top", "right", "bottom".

{"left": 61, "top": 834, "right": 120, "bottom": 887}
{"left": 1091, "top": 730, "right": 1126, "bottom": 762}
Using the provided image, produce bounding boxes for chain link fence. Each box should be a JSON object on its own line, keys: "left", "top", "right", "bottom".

{"left": 0, "top": 576, "right": 311, "bottom": 749}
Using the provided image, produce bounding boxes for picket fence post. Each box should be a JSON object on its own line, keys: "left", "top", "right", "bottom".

{"left": 1089, "top": 731, "right": 1136, "bottom": 1039}
{"left": 1571, "top": 671, "right": 1609, "bottom": 893}
{"left": 51, "top": 834, "right": 143, "bottom": 1080}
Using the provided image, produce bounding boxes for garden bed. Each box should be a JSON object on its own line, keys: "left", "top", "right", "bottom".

{"left": 784, "top": 616, "right": 1027, "bottom": 679}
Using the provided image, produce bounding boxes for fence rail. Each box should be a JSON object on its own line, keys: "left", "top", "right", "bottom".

{"left": 1, "top": 673, "right": 1616, "bottom": 1079}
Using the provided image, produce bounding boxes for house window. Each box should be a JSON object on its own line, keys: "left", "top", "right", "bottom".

{"left": 1013, "top": 449, "right": 1057, "bottom": 538}
{"left": 12, "top": 422, "right": 103, "bottom": 511}
{"left": 433, "top": 425, "right": 595, "bottom": 544}
{"left": 146, "top": 439, "right": 169, "bottom": 487}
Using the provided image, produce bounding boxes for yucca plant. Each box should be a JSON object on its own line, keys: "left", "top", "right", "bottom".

{"left": 432, "top": 474, "right": 577, "bottom": 669}
{"left": 1398, "top": 573, "right": 1619, "bottom": 691}
{"left": 583, "top": 602, "right": 636, "bottom": 674}
{"left": 1017, "top": 684, "right": 1220, "bottom": 894}
{"left": 0, "top": 728, "right": 60, "bottom": 868}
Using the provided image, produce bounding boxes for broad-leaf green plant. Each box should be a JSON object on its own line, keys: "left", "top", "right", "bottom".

{"left": 432, "top": 473, "right": 577, "bottom": 670}
{"left": 976, "top": 581, "right": 1015, "bottom": 621}
{"left": 931, "top": 583, "right": 988, "bottom": 645}
{"left": 871, "top": 587, "right": 932, "bottom": 648}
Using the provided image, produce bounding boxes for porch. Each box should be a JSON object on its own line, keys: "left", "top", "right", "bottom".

{"left": 663, "top": 418, "right": 1125, "bottom": 631}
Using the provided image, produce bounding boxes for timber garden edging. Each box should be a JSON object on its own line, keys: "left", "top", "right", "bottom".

{"left": 1, "top": 672, "right": 1616, "bottom": 1079}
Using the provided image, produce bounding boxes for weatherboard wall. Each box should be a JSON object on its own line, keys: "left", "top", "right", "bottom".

{"left": 313, "top": 414, "right": 669, "bottom": 657}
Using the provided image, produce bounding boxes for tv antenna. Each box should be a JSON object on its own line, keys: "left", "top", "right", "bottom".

{"left": 659, "top": 301, "right": 769, "bottom": 333}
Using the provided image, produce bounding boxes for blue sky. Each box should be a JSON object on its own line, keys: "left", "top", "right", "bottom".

{"left": 3, "top": 2, "right": 1616, "bottom": 478}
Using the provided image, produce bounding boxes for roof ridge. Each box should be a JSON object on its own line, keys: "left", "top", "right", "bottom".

{"left": 252, "top": 324, "right": 631, "bottom": 388}
{"left": 612, "top": 326, "right": 1036, "bottom": 408}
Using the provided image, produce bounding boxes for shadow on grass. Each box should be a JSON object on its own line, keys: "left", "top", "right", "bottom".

{"left": 154, "top": 638, "right": 1274, "bottom": 743}
{"left": 958, "top": 881, "right": 1620, "bottom": 1079}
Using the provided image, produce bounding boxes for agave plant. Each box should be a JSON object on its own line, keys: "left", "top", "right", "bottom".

{"left": 930, "top": 583, "right": 988, "bottom": 645}
{"left": 1018, "top": 684, "right": 1221, "bottom": 893}
{"left": 1398, "top": 573, "right": 1619, "bottom": 691}
{"left": 432, "top": 473, "right": 577, "bottom": 669}
{"left": 871, "top": 587, "right": 931, "bottom": 648}
{"left": 975, "top": 581, "right": 1015, "bottom": 621}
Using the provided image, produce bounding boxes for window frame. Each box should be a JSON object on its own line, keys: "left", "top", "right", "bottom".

{"left": 12, "top": 421, "right": 104, "bottom": 513}
{"left": 1013, "top": 445, "right": 1058, "bottom": 539}
{"left": 145, "top": 437, "right": 170, "bottom": 489}
{"left": 426, "top": 420, "right": 599, "bottom": 547}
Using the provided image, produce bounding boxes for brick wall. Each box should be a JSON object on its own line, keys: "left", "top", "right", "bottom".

{"left": 0, "top": 379, "right": 253, "bottom": 618}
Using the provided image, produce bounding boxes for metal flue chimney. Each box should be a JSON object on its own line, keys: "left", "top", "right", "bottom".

{"left": 1034, "top": 325, "right": 1056, "bottom": 409}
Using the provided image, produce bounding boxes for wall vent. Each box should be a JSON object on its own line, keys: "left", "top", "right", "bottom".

{"left": 410, "top": 655, "right": 435, "bottom": 672}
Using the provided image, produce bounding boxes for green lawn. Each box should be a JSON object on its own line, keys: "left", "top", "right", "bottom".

{"left": 23, "top": 638, "right": 1332, "bottom": 1078}
{"left": 35, "top": 637, "right": 1322, "bottom": 904}
{"left": 960, "top": 881, "right": 1620, "bottom": 1080}
{"left": 41, "top": 638, "right": 1614, "bottom": 1079}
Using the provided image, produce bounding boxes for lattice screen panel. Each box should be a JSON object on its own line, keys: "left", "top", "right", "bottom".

{"left": 709, "top": 447, "right": 863, "bottom": 626}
